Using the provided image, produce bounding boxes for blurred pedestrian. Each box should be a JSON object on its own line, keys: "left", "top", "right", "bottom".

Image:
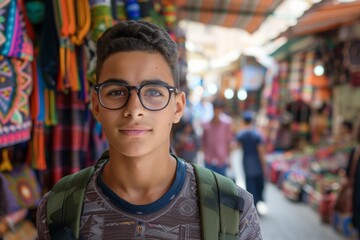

{"left": 235, "top": 111, "right": 267, "bottom": 215}
{"left": 174, "top": 120, "right": 200, "bottom": 163}
{"left": 201, "top": 98, "right": 233, "bottom": 176}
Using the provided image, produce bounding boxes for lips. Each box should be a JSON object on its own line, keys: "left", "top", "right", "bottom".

{"left": 119, "top": 126, "right": 151, "bottom": 136}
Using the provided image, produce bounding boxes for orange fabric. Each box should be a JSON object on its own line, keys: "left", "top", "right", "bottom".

{"left": 59, "top": 0, "right": 70, "bottom": 36}
{"left": 71, "top": 0, "right": 91, "bottom": 45}
{"left": 69, "top": 50, "right": 80, "bottom": 91}
{"left": 66, "top": 0, "right": 76, "bottom": 35}
{"left": 307, "top": 74, "right": 329, "bottom": 88}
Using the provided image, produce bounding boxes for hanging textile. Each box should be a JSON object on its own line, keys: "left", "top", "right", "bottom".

{"left": 288, "top": 52, "right": 305, "bottom": 96}
{"left": 52, "top": 0, "right": 91, "bottom": 92}
{"left": 50, "top": 91, "right": 92, "bottom": 184}
{"left": 302, "top": 51, "right": 315, "bottom": 102}
{"left": 0, "top": 56, "right": 33, "bottom": 148}
{"left": 0, "top": 0, "right": 34, "bottom": 148}
{"left": 85, "top": 0, "right": 114, "bottom": 84}
{"left": 0, "top": 0, "right": 33, "bottom": 61}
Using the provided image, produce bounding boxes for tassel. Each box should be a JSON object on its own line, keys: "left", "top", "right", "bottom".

{"left": 0, "top": 149, "right": 13, "bottom": 171}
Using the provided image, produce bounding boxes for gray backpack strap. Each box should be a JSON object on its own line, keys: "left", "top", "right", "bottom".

{"left": 46, "top": 166, "right": 94, "bottom": 239}
{"left": 192, "top": 163, "right": 243, "bottom": 240}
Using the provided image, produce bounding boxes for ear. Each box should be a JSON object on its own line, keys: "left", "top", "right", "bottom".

{"left": 91, "top": 91, "right": 101, "bottom": 122}
{"left": 173, "top": 92, "right": 186, "bottom": 124}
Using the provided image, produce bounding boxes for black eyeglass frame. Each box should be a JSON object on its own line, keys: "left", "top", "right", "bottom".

{"left": 93, "top": 81, "right": 180, "bottom": 111}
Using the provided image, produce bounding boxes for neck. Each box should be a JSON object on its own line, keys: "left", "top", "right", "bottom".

{"left": 102, "top": 150, "right": 177, "bottom": 205}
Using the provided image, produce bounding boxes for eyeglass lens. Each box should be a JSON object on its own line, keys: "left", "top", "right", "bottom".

{"left": 99, "top": 83, "right": 172, "bottom": 110}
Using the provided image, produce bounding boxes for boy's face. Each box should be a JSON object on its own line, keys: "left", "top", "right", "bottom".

{"left": 92, "top": 51, "right": 185, "bottom": 157}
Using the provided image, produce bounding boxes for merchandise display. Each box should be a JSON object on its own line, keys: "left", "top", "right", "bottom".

{"left": 266, "top": 140, "right": 358, "bottom": 237}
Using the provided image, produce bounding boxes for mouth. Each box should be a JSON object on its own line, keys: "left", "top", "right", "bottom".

{"left": 119, "top": 127, "right": 151, "bottom": 136}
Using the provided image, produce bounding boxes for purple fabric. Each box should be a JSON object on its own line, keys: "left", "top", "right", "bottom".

{"left": 0, "top": 166, "right": 41, "bottom": 214}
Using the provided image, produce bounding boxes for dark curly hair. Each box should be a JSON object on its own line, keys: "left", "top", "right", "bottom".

{"left": 96, "top": 20, "right": 179, "bottom": 86}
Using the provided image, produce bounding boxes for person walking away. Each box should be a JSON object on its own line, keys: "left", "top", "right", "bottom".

{"left": 235, "top": 111, "right": 267, "bottom": 215}
{"left": 201, "top": 98, "right": 233, "bottom": 176}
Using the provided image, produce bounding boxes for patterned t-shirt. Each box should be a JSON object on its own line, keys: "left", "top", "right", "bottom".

{"left": 37, "top": 158, "right": 263, "bottom": 239}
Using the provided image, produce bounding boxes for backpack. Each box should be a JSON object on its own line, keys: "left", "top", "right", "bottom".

{"left": 46, "top": 151, "right": 244, "bottom": 240}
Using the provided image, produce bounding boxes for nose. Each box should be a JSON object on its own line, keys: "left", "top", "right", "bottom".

{"left": 123, "top": 89, "right": 144, "bottom": 117}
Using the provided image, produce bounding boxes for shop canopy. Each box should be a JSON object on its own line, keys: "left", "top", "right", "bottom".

{"left": 278, "top": 0, "right": 360, "bottom": 38}
{"left": 176, "top": 0, "right": 284, "bottom": 34}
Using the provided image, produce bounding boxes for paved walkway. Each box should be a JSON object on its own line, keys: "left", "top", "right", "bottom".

{"left": 260, "top": 183, "right": 350, "bottom": 240}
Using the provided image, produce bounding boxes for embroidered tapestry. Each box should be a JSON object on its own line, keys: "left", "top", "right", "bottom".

{"left": 0, "top": 56, "right": 32, "bottom": 147}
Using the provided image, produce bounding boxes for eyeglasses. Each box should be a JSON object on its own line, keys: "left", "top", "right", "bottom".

{"left": 93, "top": 81, "right": 179, "bottom": 111}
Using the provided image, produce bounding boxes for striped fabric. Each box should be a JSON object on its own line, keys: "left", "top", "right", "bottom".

{"left": 288, "top": 52, "right": 305, "bottom": 97}
{"left": 176, "top": 0, "right": 283, "bottom": 33}
{"left": 50, "top": 92, "right": 92, "bottom": 184}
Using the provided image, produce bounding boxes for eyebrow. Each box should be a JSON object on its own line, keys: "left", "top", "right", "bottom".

{"left": 101, "top": 78, "right": 172, "bottom": 86}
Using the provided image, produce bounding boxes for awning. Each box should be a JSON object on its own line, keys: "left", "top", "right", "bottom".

{"left": 279, "top": 0, "right": 360, "bottom": 38}
{"left": 176, "top": 0, "right": 284, "bottom": 34}
{"left": 270, "top": 36, "right": 318, "bottom": 59}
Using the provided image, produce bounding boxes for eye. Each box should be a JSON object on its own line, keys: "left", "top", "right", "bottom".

{"left": 108, "top": 89, "right": 126, "bottom": 96}
{"left": 145, "top": 88, "right": 162, "bottom": 97}
{"left": 143, "top": 85, "right": 167, "bottom": 97}
{"left": 102, "top": 85, "right": 128, "bottom": 97}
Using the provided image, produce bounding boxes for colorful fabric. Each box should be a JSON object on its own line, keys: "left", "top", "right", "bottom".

{"left": 0, "top": 0, "right": 33, "bottom": 61}
{"left": 0, "top": 165, "right": 41, "bottom": 214}
{"left": 288, "top": 52, "right": 305, "bottom": 95}
{"left": 89, "top": 0, "right": 113, "bottom": 41}
{"left": 176, "top": 0, "right": 282, "bottom": 33}
{"left": 50, "top": 91, "right": 92, "bottom": 184}
{"left": 0, "top": 55, "right": 33, "bottom": 148}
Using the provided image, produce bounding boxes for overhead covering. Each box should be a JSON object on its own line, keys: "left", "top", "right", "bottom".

{"left": 176, "top": 0, "right": 284, "bottom": 34}
{"left": 279, "top": 0, "right": 360, "bottom": 38}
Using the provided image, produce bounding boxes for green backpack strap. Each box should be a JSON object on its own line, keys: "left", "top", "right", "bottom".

{"left": 46, "top": 166, "right": 94, "bottom": 239}
{"left": 192, "top": 163, "right": 243, "bottom": 240}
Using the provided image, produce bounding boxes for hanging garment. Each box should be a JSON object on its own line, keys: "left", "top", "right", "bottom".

{"left": 0, "top": 0, "right": 34, "bottom": 148}
{"left": 50, "top": 91, "right": 92, "bottom": 185}
{"left": 0, "top": 164, "right": 41, "bottom": 214}
{"left": 84, "top": 0, "right": 114, "bottom": 84}
{"left": 0, "top": 0, "right": 33, "bottom": 61}
{"left": 0, "top": 56, "right": 33, "bottom": 148}
{"left": 53, "top": 0, "right": 91, "bottom": 92}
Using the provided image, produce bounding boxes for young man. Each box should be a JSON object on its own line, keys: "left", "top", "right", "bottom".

{"left": 36, "top": 20, "right": 262, "bottom": 239}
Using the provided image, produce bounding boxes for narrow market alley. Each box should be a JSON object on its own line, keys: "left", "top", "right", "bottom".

{"left": 226, "top": 149, "right": 354, "bottom": 240}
